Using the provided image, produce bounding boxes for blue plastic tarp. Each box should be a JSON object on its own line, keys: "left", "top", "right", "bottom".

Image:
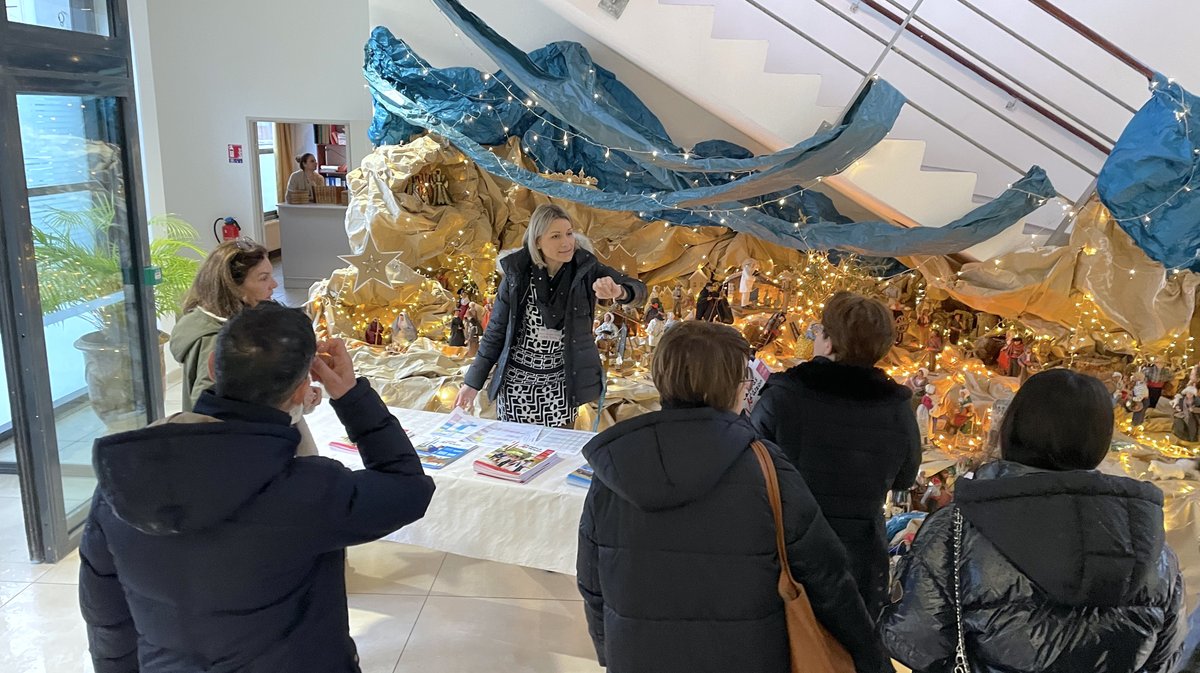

{"left": 364, "top": 18, "right": 1056, "bottom": 257}
{"left": 1097, "top": 73, "right": 1200, "bottom": 271}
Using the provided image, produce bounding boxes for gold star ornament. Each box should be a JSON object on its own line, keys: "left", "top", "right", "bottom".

{"left": 339, "top": 235, "right": 402, "bottom": 292}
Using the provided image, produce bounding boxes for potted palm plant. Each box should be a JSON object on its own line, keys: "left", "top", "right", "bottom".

{"left": 32, "top": 193, "right": 203, "bottom": 429}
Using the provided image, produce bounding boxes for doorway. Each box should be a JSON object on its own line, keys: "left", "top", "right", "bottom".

{"left": 246, "top": 118, "right": 353, "bottom": 301}
{"left": 0, "top": 0, "right": 161, "bottom": 563}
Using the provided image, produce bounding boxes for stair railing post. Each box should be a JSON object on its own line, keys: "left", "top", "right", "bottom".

{"left": 836, "top": 0, "right": 928, "bottom": 126}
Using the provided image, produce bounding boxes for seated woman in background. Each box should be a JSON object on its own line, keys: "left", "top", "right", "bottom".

{"left": 169, "top": 238, "right": 319, "bottom": 455}
{"left": 751, "top": 291, "right": 921, "bottom": 619}
{"left": 881, "top": 369, "right": 1185, "bottom": 673}
{"left": 577, "top": 320, "right": 886, "bottom": 673}
{"left": 285, "top": 152, "right": 324, "bottom": 203}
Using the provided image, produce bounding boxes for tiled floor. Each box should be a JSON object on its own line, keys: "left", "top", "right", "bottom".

{"left": 0, "top": 374, "right": 606, "bottom": 672}
{"left": 0, "top": 490, "right": 601, "bottom": 673}
{"left": 0, "top": 282, "right": 908, "bottom": 671}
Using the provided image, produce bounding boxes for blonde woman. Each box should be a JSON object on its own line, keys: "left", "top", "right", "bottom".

{"left": 455, "top": 203, "right": 646, "bottom": 428}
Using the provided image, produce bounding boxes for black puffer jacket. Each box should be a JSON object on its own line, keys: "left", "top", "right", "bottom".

{"left": 881, "top": 461, "right": 1185, "bottom": 673}
{"left": 78, "top": 380, "right": 436, "bottom": 673}
{"left": 750, "top": 357, "right": 921, "bottom": 617}
{"left": 463, "top": 246, "right": 646, "bottom": 406}
{"left": 577, "top": 406, "right": 887, "bottom": 673}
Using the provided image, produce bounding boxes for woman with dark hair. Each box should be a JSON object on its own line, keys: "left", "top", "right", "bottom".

{"left": 751, "top": 291, "right": 921, "bottom": 619}
{"left": 577, "top": 321, "right": 885, "bottom": 673}
{"left": 881, "top": 369, "right": 1185, "bottom": 673}
{"left": 454, "top": 203, "right": 646, "bottom": 428}
{"left": 285, "top": 152, "right": 323, "bottom": 203}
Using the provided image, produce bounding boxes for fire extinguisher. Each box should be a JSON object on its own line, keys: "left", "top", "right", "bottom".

{"left": 213, "top": 216, "right": 241, "bottom": 243}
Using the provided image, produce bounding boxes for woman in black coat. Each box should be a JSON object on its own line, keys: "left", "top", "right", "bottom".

{"left": 456, "top": 203, "right": 646, "bottom": 427}
{"left": 881, "top": 369, "right": 1185, "bottom": 673}
{"left": 751, "top": 292, "right": 921, "bottom": 619}
{"left": 578, "top": 321, "right": 886, "bottom": 673}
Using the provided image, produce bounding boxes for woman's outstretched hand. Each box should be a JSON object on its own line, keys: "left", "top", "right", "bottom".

{"left": 454, "top": 385, "right": 479, "bottom": 412}
{"left": 593, "top": 277, "right": 627, "bottom": 301}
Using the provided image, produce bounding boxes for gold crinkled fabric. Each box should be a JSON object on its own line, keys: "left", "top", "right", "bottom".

{"left": 903, "top": 199, "right": 1200, "bottom": 348}
{"left": 309, "top": 264, "right": 454, "bottom": 342}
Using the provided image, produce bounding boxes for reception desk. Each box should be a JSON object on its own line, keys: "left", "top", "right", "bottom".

{"left": 276, "top": 203, "right": 351, "bottom": 289}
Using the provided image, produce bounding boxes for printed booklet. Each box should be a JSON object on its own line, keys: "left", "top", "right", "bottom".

{"left": 329, "top": 437, "right": 474, "bottom": 471}
{"left": 413, "top": 442, "right": 475, "bottom": 470}
{"left": 473, "top": 442, "right": 561, "bottom": 483}
{"left": 566, "top": 464, "right": 593, "bottom": 488}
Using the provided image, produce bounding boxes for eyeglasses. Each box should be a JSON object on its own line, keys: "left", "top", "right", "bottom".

{"left": 742, "top": 365, "right": 755, "bottom": 384}
{"left": 231, "top": 236, "right": 259, "bottom": 251}
{"left": 805, "top": 323, "right": 825, "bottom": 341}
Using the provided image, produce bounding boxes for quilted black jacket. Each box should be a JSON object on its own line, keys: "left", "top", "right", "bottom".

{"left": 880, "top": 460, "right": 1185, "bottom": 673}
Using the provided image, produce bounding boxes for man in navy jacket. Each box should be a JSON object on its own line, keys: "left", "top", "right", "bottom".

{"left": 79, "top": 303, "right": 435, "bottom": 672}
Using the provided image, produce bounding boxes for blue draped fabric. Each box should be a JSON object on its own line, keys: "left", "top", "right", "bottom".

{"left": 1097, "top": 73, "right": 1200, "bottom": 270}
{"left": 365, "top": 26, "right": 903, "bottom": 206}
{"left": 428, "top": 0, "right": 904, "bottom": 180}
{"left": 364, "top": 22, "right": 1056, "bottom": 256}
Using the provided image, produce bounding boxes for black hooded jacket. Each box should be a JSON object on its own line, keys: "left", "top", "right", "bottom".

{"left": 880, "top": 461, "right": 1185, "bottom": 673}
{"left": 750, "top": 357, "right": 921, "bottom": 616}
{"left": 577, "top": 406, "right": 887, "bottom": 673}
{"left": 78, "top": 380, "right": 436, "bottom": 673}
{"left": 463, "top": 246, "right": 646, "bottom": 407}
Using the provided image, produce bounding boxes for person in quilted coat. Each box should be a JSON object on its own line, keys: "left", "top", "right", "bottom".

{"left": 880, "top": 369, "right": 1185, "bottom": 673}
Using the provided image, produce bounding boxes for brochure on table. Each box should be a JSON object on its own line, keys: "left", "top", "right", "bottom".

{"left": 315, "top": 404, "right": 593, "bottom": 489}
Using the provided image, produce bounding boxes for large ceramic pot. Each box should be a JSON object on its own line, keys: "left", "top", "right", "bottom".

{"left": 74, "top": 330, "right": 168, "bottom": 433}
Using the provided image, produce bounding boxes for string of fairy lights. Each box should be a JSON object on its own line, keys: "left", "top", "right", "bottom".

{"left": 383, "top": 39, "right": 918, "bottom": 235}
{"left": 335, "top": 21, "right": 1200, "bottom": 458}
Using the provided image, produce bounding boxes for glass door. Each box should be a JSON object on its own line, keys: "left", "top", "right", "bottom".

{"left": 0, "top": 0, "right": 160, "bottom": 562}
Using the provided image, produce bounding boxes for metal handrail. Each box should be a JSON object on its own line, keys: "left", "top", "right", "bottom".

{"left": 854, "top": 0, "right": 1109, "bottom": 154}
{"left": 1026, "top": 0, "right": 1154, "bottom": 82}
{"left": 810, "top": 0, "right": 1098, "bottom": 176}
{"left": 744, "top": 0, "right": 1029, "bottom": 179}
{"left": 956, "top": 0, "right": 1136, "bottom": 114}
{"left": 875, "top": 0, "right": 1118, "bottom": 148}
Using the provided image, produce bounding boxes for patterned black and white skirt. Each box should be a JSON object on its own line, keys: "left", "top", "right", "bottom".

{"left": 496, "top": 284, "right": 575, "bottom": 428}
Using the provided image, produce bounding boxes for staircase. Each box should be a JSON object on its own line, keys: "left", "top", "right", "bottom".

{"left": 530, "top": 0, "right": 1141, "bottom": 260}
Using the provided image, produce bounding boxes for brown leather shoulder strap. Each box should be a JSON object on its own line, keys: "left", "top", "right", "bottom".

{"left": 750, "top": 440, "right": 797, "bottom": 584}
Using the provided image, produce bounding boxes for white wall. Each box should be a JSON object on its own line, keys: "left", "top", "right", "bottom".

{"left": 687, "top": 0, "right": 1200, "bottom": 201}
{"left": 129, "top": 0, "right": 373, "bottom": 251}
{"left": 368, "top": 0, "right": 769, "bottom": 155}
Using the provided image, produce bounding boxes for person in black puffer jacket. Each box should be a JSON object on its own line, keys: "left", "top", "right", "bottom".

{"left": 881, "top": 369, "right": 1185, "bottom": 673}
{"left": 79, "top": 305, "right": 435, "bottom": 673}
{"left": 578, "top": 321, "right": 887, "bottom": 673}
{"left": 751, "top": 292, "right": 921, "bottom": 619}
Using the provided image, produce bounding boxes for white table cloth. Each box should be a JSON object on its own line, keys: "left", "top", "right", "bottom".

{"left": 306, "top": 403, "right": 593, "bottom": 575}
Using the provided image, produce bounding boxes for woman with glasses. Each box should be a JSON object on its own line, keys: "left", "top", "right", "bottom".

{"left": 577, "top": 320, "right": 885, "bottom": 673}
{"left": 751, "top": 291, "right": 921, "bottom": 619}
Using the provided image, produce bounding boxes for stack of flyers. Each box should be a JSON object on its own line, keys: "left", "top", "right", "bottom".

{"left": 329, "top": 437, "right": 358, "bottom": 452}
{"left": 473, "top": 442, "right": 561, "bottom": 483}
